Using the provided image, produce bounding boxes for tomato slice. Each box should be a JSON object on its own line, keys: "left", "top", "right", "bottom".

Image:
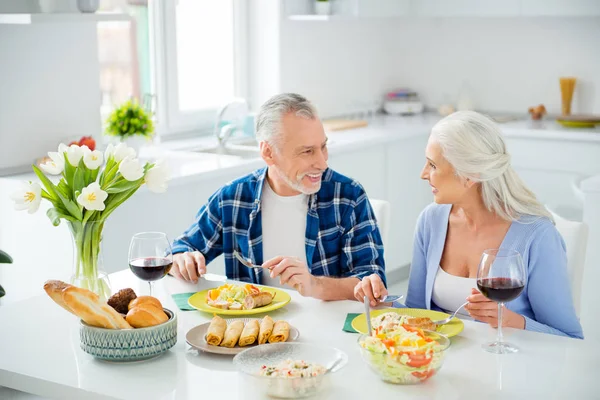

{"left": 411, "top": 369, "right": 435, "bottom": 381}
{"left": 403, "top": 352, "right": 432, "bottom": 368}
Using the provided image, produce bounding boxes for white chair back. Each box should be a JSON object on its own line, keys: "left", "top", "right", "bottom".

{"left": 369, "top": 199, "right": 391, "bottom": 246}
{"left": 550, "top": 210, "right": 589, "bottom": 318}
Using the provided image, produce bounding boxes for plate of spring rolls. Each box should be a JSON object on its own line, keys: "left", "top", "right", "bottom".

{"left": 186, "top": 315, "right": 300, "bottom": 355}
{"left": 187, "top": 283, "right": 292, "bottom": 316}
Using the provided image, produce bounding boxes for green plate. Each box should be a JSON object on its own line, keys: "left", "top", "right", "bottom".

{"left": 351, "top": 308, "right": 464, "bottom": 338}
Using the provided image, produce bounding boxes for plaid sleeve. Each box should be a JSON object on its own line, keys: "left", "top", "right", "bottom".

{"left": 339, "top": 186, "right": 387, "bottom": 286}
{"left": 171, "top": 188, "right": 224, "bottom": 264}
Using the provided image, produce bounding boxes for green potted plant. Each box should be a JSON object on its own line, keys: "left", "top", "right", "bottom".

{"left": 105, "top": 99, "right": 155, "bottom": 153}
{"left": 0, "top": 250, "right": 13, "bottom": 298}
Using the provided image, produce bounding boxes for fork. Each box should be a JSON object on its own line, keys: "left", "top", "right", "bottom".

{"left": 233, "top": 250, "right": 263, "bottom": 272}
{"left": 434, "top": 301, "right": 469, "bottom": 326}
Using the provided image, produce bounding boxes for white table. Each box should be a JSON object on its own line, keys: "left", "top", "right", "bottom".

{"left": 0, "top": 270, "right": 597, "bottom": 400}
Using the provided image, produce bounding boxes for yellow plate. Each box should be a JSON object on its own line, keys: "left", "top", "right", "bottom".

{"left": 187, "top": 286, "right": 291, "bottom": 316}
{"left": 351, "top": 308, "right": 464, "bottom": 338}
{"left": 556, "top": 119, "right": 599, "bottom": 128}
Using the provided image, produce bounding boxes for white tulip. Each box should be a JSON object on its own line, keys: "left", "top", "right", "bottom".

{"left": 144, "top": 160, "right": 170, "bottom": 193}
{"left": 10, "top": 181, "right": 42, "bottom": 214}
{"left": 65, "top": 144, "right": 87, "bottom": 166}
{"left": 118, "top": 156, "right": 144, "bottom": 181}
{"left": 58, "top": 143, "right": 68, "bottom": 157}
{"left": 82, "top": 147, "right": 104, "bottom": 170}
{"left": 112, "top": 143, "right": 136, "bottom": 163}
{"left": 76, "top": 182, "right": 108, "bottom": 211}
{"left": 104, "top": 143, "right": 115, "bottom": 162}
{"left": 40, "top": 151, "right": 65, "bottom": 175}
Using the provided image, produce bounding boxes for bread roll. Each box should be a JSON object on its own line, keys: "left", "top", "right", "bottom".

{"left": 61, "top": 285, "right": 132, "bottom": 329}
{"left": 126, "top": 303, "right": 169, "bottom": 328}
{"left": 128, "top": 295, "right": 162, "bottom": 311}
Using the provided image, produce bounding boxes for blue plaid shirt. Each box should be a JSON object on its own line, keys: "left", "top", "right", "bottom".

{"left": 172, "top": 167, "right": 386, "bottom": 285}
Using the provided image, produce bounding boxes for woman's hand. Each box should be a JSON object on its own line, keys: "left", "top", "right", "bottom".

{"left": 466, "top": 288, "right": 525, "bottom": 329}
{"left": 354, "top": 274, "right": 388, "bottom": 307}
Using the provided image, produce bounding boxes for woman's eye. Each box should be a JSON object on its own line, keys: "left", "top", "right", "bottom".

{"left": 429, "top": 162, "right": 436, "bottom": 169}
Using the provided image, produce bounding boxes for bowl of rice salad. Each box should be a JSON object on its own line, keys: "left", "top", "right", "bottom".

{"left": 233, "top": 342, "right": 347, "bottom": 398}
{"left": 358, "top": 312, "right": 450, "bottom": 384}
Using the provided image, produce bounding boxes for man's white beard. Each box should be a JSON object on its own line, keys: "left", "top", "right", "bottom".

{"left": 272, "top": 164, "right": 321, "bottom": 195}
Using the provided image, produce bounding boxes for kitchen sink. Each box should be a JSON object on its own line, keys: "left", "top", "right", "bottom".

{"left": 193, "top": 145, "right": 261, "bottom": 159}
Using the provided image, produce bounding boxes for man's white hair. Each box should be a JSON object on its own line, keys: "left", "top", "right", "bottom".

{"left": 255, "top": 93, "right": 318, "bottom": 149}
{"left": 430, "top": 111, "right": 553, "bottom": 222}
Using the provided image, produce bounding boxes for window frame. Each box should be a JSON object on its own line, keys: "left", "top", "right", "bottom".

{"left": 149, "top": 0, "right": 249, "bottom": 137}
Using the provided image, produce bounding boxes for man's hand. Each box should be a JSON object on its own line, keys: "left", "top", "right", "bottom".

{"left": 353, "top": 274, "right": 388, "bottom": 307}
{"left": 170, "top": 251, "right": 206, "bottom": 283}
{"left": 466, "top": 288, "right": 525, "bottom": 329}
{"left": 263, "top": 256, "right": 317, "bottom": 297}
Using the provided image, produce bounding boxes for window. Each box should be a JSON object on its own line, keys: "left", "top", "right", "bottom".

{"left": 152, "top": 0, "right": 248, "bottom": 136}
{"left": 97, "top": 0, "right": 153, "bottom": 127}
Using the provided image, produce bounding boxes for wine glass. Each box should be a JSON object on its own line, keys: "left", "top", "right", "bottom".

{"left": 128, "top": 232, "right": 173, "bottom": 296}
{"left": 476, "top": 248, "right": 526, "bottom": 354}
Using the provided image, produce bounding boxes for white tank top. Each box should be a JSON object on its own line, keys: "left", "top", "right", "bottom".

{"left": 431, "top": 267, "right": 476, "bottom": 320}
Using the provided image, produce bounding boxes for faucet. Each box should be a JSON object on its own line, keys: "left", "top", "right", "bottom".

{"left": 214, "top": 98, "right": 249, "bottom": 147}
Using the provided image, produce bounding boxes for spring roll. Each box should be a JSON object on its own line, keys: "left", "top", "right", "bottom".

{"left": 220, "top": 320, "right": 244, "bottom": 348}
{"left": 243, "top": 291, "right": 273, "bottom": 310}
{"left": 238, "top": 319, "right": 260, "bottom": 347}
{"left": 206, "top": 315, "right": 227, "bottom": 346}
{"left": 268, "top": 320, "right": 290, "bottom": 343}
{"left": 258, "top": 315, "right": 274, "bottom": 344}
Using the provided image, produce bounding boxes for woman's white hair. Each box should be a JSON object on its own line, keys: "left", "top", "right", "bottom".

{"left": 430, "top": 110, "right": 553, "bottom": 223}
{"left": 255, "top": 93, "right": 317, "bottom": 149}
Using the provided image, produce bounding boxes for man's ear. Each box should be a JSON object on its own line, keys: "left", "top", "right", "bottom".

{"left": 260, "top": 141, "right": 275, "bottom": 166}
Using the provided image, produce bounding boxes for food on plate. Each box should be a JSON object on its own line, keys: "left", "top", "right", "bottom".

{"left": 107, "top": 288, "right": 137, "bottom": 314}
{"left": 126, "top": 302, "right": 168, "bottom": 328}
{"left": 258, "top": 315, "right": 275, "bottom": 344}
{"left": 205, "top": 316, "right": 291, "bottom": 348}
{"left": 220, "top": 320, "right": 245, "bottom": 348}
{"left": 128, "top": 295, "right": 162, "bottom": 311}
{"left": 359, "top": 322, "right": 445, "bottom": 384}
{"left": 259, "top": 359, "right": 326, "bottom": 378}
{"left": 206, "top": 283, "right": 274, "bottom": 310}
{"left": 43, "top": 280, "right": 172, "bottom": 329}
{"left": 372, "top": 312, "right": 436, "bottom": 332}
{"left": 243, "top": 291, "right": 274, "bottom": 310}
{"left": 206, "top": 315, "right": 227, "bottom": 346}
{"left": 268, "top": 321, "right": 290, "bottom": 343}
{"left": 239, "top": 319, "right": 260, "bottom": 347}
{"left": 404, "top": 317, "right": 436, "bottom": 331}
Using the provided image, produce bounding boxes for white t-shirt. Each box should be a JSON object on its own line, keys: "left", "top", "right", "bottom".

{"left": 260, "top": 180, "right": 309, "bottom": 287}
{"left": 431, "top": 266, "right": 476, "bottom": 320}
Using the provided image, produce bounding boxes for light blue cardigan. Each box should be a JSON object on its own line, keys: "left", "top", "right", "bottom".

{"left": 395, "top": 203, "right": 583, "bottom": 339}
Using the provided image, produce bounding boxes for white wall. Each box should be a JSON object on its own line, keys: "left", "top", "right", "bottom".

{"left": 0, "top": 23, "right": 102, "bottom": 173}
{"left": 278, "top": 17, "right": 600, "bottom": 117}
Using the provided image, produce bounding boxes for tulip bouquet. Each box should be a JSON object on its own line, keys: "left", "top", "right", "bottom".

{"left": 11, "top": 142, "right": 169, "bottom": 299}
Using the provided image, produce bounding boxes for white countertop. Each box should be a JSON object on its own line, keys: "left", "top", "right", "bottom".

{"left": 2, "top": 113, "right": 599, "bottom": 188}
{"left": 0, "top": 269, "right": 597, "bottom": 400}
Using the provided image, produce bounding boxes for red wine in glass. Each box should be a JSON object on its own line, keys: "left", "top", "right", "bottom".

{"left": 128, "top": 232, "right": 173, "bottom": 296}
{"left": 477, "top": 248, "right": 526, "bottom": 354}
{"left": 477, "top": 277, "right": 524, "bottom": 303}
{"left": 129, "top": 257, "right": 173, "bottom": 281}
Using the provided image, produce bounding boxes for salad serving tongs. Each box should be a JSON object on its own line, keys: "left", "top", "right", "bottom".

{"left": 364, "top": 295, "right": 373, "bottom": 336}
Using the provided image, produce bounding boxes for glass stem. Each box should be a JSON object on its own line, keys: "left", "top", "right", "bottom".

{"left": 497, "top": 302, "right": 504, "bottom": 344}
{"left": 149, "top": 281, "right": 153, "bottom": 297}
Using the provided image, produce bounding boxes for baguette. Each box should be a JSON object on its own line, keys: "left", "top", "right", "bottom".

{"left": 62, "top": 285, "right": 132, "bottom": 329}
{"left": 43, "top": 280, "right": 77, "bottom": 316}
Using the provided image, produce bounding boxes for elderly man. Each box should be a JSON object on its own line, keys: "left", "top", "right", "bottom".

{"left": 170, "top": 93, "right": 386, "bottom": 301}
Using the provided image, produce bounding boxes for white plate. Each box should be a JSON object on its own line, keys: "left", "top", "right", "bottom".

{"left": 186, "top": 317, "right": 300, "bottom": 355}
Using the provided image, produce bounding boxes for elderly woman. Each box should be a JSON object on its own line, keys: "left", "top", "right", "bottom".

{"left": 355, "top": 111, "right": 583, "bottom": 339}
